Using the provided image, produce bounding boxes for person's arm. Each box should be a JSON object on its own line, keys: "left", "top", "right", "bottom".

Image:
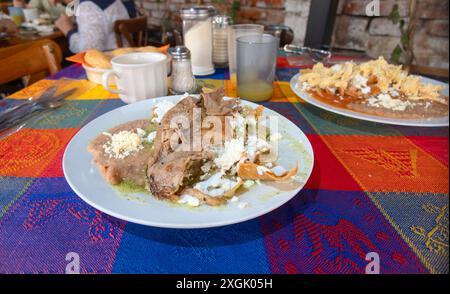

{"left": 27, "top": 0, "right": 44, "bottom": 10}
{"left": 121, "top": 0, "right": 137, "bottom": 18}
{"left": 56, "top": 2, "right": 107, "bottom": 53}
{"left": 13, "top": 0, "right": 25, "bottom": 8}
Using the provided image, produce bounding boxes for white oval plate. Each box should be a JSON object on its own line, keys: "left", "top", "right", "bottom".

{"left": 290, "top": 73, "right": 449, "bottom": 127}
{"left": 63, "top": 95, "right": 314, "bottom": 229}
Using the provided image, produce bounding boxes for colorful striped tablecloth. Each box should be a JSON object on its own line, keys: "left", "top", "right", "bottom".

{"left": 0, "top": 56, "right": 448, "bottom": 274}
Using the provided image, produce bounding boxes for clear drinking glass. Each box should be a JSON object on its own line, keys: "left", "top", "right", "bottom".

{"left": 8, "top": 7, "right": 24, "bottom": 26}
{"left": 228, "top": 24, "right": 264, "bottom": 86}
{"left": 236, "top": 34, "right": 278, "bottom": 102}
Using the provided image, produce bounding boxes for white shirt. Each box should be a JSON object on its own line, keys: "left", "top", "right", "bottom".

{"left": 68, "top": 0, "right": 130, "bottom": 53}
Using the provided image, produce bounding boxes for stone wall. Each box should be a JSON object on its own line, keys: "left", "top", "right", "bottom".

{"left": 333, "top": 0, "right": 449, "bottom": 69}
{"left": 138, "top": 0, "right": 311, "bottom": 44}
{"left": 139, "top": 0, "right": 449, "bottom": 68}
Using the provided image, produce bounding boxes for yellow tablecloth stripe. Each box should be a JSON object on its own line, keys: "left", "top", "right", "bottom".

{"left": 8, "top": 78, "right": 302, "bottom": 103}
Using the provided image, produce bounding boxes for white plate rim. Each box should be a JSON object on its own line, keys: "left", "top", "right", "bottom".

{"left": 290, "top": 73, "right": 449, "bottom": 127}
{"left": 62, "top": 95, "right": 315, "bottom": 229}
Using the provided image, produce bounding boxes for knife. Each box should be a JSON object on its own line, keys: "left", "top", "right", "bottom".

{"left": 0, "top": 85, "right": 57, "bottom": 125}
{"left": 0, "top": 88, "right": 76, "bottom": 134}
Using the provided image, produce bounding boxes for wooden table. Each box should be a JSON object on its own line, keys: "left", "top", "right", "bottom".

{"left": 0, "top": 30, "right": 67, "bottom": 53}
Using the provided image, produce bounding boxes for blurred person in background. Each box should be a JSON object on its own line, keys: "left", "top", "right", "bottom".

{"left": 54, "top": 0, "right": 136, "bottom": 53}
{"left": 13, "top": 0, "right": 68, "bottom": 20}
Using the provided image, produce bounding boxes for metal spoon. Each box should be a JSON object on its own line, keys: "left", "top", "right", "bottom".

{"left": 283, "top": 44, "right": 332, "bottom": 63}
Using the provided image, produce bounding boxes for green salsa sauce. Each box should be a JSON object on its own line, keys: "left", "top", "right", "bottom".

{"left": 114, "top": 181, "right": 147, "bottom": 194}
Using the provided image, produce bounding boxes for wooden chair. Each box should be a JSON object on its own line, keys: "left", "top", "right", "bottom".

{"left": 0, "top": 39, "right": 62, "bottom": 86}
{"left": 0, "top": 2, "right": 11, "bottom": 14}
{"left": 114, "top": 16, "right": 149, "bottom": 47}
{"left": 170, "top": 29, "right": 183, "bottom": 46}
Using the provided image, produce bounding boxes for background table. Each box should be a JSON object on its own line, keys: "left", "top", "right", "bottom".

{"left": 0, "top": 56, "right": 448, "bottom": 274}
{"left": 0, "top": 30, "right": 66, "bottom": 51}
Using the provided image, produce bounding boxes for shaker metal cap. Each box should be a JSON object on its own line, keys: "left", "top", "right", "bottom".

{"left": 168, "top": 46, "right": 191, "bottom": 60}
{"left": 180, "top": 6, "right": 216, "bottom": 19}
{"left": 212, "top": 15, "right": 233, "bottom": 26}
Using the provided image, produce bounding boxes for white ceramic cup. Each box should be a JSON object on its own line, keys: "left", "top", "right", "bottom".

{"left": 23, "top": 8, "right": 38, "bottom": 23}
{"left": 102, "top": 52, "right": 169, "bottom": 103}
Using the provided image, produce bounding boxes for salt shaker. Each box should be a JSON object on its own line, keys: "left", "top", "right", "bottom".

{"left": 180, "top": 6, "right": 216, "bottom": 76}
{"left": 168, "top": 46, "right": 198, "bottom": 95}
{"left": 212, "top": 15, "right": 232, "bottom": 68}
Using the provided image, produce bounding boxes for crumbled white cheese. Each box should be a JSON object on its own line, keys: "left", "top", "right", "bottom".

{"left": 147, "top": 131, "right": 156, "bottom": 143}
{"left": 151, "top": 100, "right": 175, "bottom": 123}
{"left": 271, "top": 166, "right": 287, "bottom": 177}
{"left": 200, "top": 161, "right": 213, "bottom": 173}
{"left": 352, "top": 74, "right": 371, "bottom": 95}
{"left": 246, "top": 136, "right": 270, "bottom": 161}
{"left": 300, "top": 82, "right": 310, "bottom": 92}
{"left": 353, "top": 74, "right": 368, "bottom": 88}
{"left": 136, "top": 128, "right": 146, "bottom": 137}
{"left": 178, "top": 194, "right": 200, "bottom": 207}
{"left": 214, "top": 139, "right": 245, "bottom": 172}
{"left": 328, "top": 87, "right": 337, "bottom": 94}
{"left": 256, "top": 165, "right": 270, "bottom": 175}
{"left": 231, "top": 113, "right": 247, "bottom": 139}
{"left": 194, "top": 173, "right": 239, "bottom": 197}
{"left": 330, "top": 64, "right": 342, "bottom": 72}
{"left": 389, "top": 88, "right": 400, "bottom": 97}
{"left": 361, "top": 87, "right": 371, "bottom": 95}
{"left": 243, "top": 180, "right": 255, "bottom": 189}
{"left": 102, "top": 129, "right": 145, "bottom": 159}
{"left": 230, "top": 196, "right": 239, "bottom": 203}
{"left": 367, "top": 93, "right": 413, "bottom": 111}
{"left": 237, "top": 202, "right": 249, "bottom": 209}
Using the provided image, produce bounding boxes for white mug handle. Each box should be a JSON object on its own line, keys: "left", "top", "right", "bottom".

{"left": 102, "top": 70, "right": 123, "bottom": 94}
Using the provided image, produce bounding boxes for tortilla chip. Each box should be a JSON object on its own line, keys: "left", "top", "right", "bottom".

{"left": 84, "top": 49, "right": 112, "bottom": 69}
{"left": 181, "top": 178, "right": 243, "bottom": 206}
{"left": 182, "top": 188, "right": 227, "bottom": 206}
{"left": 237, "top": 163, "right": 298, "bottom": 181}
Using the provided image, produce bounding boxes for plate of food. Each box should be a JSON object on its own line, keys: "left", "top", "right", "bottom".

{"left": 290, "top": 57, "right": 449, "bottom": 127}
{"left": 63, "top": 89, "right": 314, "bottom": 228}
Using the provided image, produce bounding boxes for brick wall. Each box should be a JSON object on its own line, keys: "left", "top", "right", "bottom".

{"left": 333, "top": 0, "right": 449, "bottom": 69}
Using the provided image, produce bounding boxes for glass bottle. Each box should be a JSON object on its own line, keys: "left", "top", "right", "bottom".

{"left": 180, "top": 6, "right": 216, "bottom": 76}
{"left": 212, "top": 15, "right": 233, "bottom": 68}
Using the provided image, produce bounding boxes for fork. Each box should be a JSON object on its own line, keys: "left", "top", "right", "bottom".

{"left": 0, "top": 88, "right": 76, "bottom": 136}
